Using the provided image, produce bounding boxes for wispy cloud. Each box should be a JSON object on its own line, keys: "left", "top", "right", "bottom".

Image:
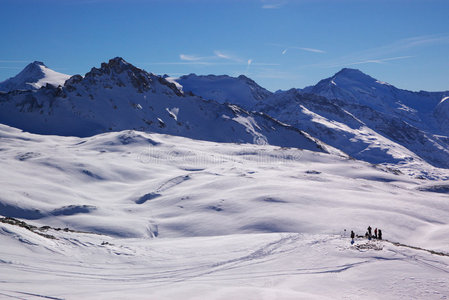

{"left": 147, "top": 51, "right": 279, "bottom": 76}
{"left": 262, "top": 3, "right": 282, "bottom": 9}
{"left": 0, "top": 66, "right": 23, "bottom": 69}
{"left": 213, "top": 50, "right": 244, "bottom": 63}
{"left": 179, "top": 54, "right": 203, "bottom": 61}
{"left": 310, "top": 34, "right": 449, "bottom": 69}
{"left": 282, "top": 46, "right": 326, "bottom": 55}
{"left": 261, "top": 0, "right": 286, "bottom": 9}
{"left": 385, "top": 34, "right": 449, "bottom": 52}
{"left": 0, "top": 60, "right": 31, "bottom": 63}
{"left": 214, "top": 50, "right": 232, "bottom": 60}
{"left": 177, "top": 50, "right": 246, "bottom": 65}
{"left": 327, "top": 56, "right": 414, "bottom": 68}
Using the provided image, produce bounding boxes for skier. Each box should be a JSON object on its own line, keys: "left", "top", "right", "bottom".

{"left": 367, "top": 226, "right": 372, "bottom": 237}
{"left": 378, "top": 229, "right": 382, "bottom": 240}
{"left": 374, "top": 228, "right": 378, "bottom": 239}
{"left": 350, "top": 230, "right": 355, "bottom": 244}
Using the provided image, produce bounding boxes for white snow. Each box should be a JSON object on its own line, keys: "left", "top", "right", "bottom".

{"left": 165, "top": 76, "right": 184, "bottom": 93}
{"left": 0, "top": 61, "right": 70, "bottom": 92}
{"left": 376, "top": 80, "right": 392, "bottom": 86}
{"left": 176, "top": 74, "right": 272, "bottom": 109}
{"left": 166, "top": 107, "right": 179, "bottom": 121}
{"left": 439, "top": 96, "right": 449, "bottom": 104}
{"left": 32, "top": 64, "right": 71, "bottom": 89}
{"left": 1, "top": 124, "right": 449, "bottom": 299}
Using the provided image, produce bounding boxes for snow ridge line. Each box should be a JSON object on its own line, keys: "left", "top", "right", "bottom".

{"left": 384, "top": 239, "right": 449, "bottom": 257}
{"left": 0, "top": 217, "right": 101, "bottom": 239}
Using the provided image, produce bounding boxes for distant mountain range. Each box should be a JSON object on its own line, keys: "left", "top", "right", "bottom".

{"left": 0, "top": 57, "right": 448, "bottom": 168}
{"left": 0, "top": 58, "right": 333, "bottom": 155}
{"left": 177, "top": 67, "right": 449, "bottom": 169}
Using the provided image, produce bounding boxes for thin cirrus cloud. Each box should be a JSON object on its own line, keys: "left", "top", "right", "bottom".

{"left": 261, "top": 0, "right": 286, "bottom": 9}
{"left": 262, "top": 3, "right": 283, "bottom": 9}
{"left": 330, "top": 56, "right": 414, "bottom": 68}
{"left": 310, "top": 34, "right": 449, "bottom": 69}
{"left": 0, "top": 60, "right": 31, "bottom": 63}
{"left": 282, "top": 47, "right": 326, "bottom": 54}
{"left": 178, "top": 50, "right": 246, "bottom": 65}
{"left": 179, "top": 54, "right": 204, "bottom": 61}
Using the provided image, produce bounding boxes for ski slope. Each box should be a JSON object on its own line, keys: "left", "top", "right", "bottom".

{"left": 1, "top": 124, "right": 449, "bottom": 299}
{"left": 1, "top": 226, "right": 449, "bottom": 300}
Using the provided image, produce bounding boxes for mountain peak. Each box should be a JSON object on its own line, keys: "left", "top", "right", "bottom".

{"left": 31, "top": 61, "right": 46, "bottom": 67}
{"left": 0, "top": 61, "right": 70, "bottom": 92}
{"left": 333, "top": 68, "right": 374, "bottom": 81}
{"left": 20, "top": 61, "right": 46, "bottom": 76}
{"left": 323, "top": 68, "right": 380, "bottom": 89}
{"left": 97, "top": 57, "right": 134, "bottom": 74}
{"left": 335, "top": 68, "right": 365, "bottom": 76}
{"left": 85, "top": 57, "right": 147, "bottom": 80}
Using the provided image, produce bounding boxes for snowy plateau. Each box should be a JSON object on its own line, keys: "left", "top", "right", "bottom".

{"left": 0, "top": 58, "right": 449, "bottom": 299}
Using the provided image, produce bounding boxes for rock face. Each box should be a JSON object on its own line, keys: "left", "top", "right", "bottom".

{"left": 0, "top": 57, "right": 333, "bottom": 154}
{"left": 0, "top": 61, "right": 71, "bottom": 92}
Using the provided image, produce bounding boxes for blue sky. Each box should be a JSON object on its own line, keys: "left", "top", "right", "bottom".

{"left": 1, "top": 0, "right": 449, "bottom": 91}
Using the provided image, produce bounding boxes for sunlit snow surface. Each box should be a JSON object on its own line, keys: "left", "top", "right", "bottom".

{"left": 1, "top": 124, "right": 449, "bottom": 299}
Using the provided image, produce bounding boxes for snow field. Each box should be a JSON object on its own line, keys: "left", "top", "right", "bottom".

{"left": 1, "top": 124, "right": 449, "bottom": 299}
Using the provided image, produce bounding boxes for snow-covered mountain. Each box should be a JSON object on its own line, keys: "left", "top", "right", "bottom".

{"left": 173, "top": 69, "right": 449, "bottom": 169}
{"left": 302, "top": 68, "right": 449, "bottom": 136}
{"left": 175, "top": 73, "right": 272, "bottom": 110}
{"left": 1, "top": 59, "right": 448, "bottom": 168}
{"left": 0, "top": 57, "right": 334, "bottom": 154}
{"left": 0, "top": 61, "right": 71, "bottom": 92}
{"left": 294, "top": 69, "right": 449, "bottom": 168}
{"left": 258, "top": 89, "right": 449, "bottom": 169}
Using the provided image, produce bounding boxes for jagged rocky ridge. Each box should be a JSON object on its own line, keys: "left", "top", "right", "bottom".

{"left": 0, "top": 57, "right": 334, "bottom": 154}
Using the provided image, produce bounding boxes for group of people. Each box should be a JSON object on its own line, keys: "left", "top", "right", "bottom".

{"left": 349, "top": 226, "right": 382, "bottom": 244}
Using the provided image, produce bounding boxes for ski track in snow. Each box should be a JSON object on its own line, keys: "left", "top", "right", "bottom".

{"left": 1, "top": 229, "right": 449, "bottom": 299}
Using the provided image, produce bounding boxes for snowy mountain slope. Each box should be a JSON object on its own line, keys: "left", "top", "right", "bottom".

{"left": 175, "top": 73, "right": 272, "bottom": 110}
{"left": 257, "top": 89, "right": 449, "bottom": 169}
{"left": 1, "top": 124, "right": 448, "bottom": 248}
{"left": 1, "top": 124, "right": 449, "bottom": 299}
{"left": 294, "top": 69, "right": 449, "bottom": 168}
{"left": 167, "top": 69, "right": 449, "bottom": 168}
{"left": 0, "top": 61, "right": 71, "bottom": 92}
{"left": 302, "top": 68, "right": 449, "bottom": 135}
{"left": 304, "top": 69, "right": 446, "bottom": 112}
{"left": 0, "top": 58, "right": 332, "bottom": 153}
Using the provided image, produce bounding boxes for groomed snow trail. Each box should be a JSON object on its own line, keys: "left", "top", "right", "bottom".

{"left": 1, "top": 224, "right": 448, "bottom": 300}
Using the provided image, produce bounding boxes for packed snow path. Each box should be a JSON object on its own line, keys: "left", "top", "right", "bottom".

{"left": 1, "top": 224, "right": 448, "bottom": 299}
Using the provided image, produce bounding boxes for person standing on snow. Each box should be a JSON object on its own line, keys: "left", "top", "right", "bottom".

{"left": 374, "top": 228, "right": 378, "bottom": 239}
{"left": 350, "top": 230, "right": 355, "bottom": 244}
{"left": 367, "top": 226, "right": 372, "bottom": 237}
{"left": 378, "top": 229, "right": 382, "bottom": 240}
